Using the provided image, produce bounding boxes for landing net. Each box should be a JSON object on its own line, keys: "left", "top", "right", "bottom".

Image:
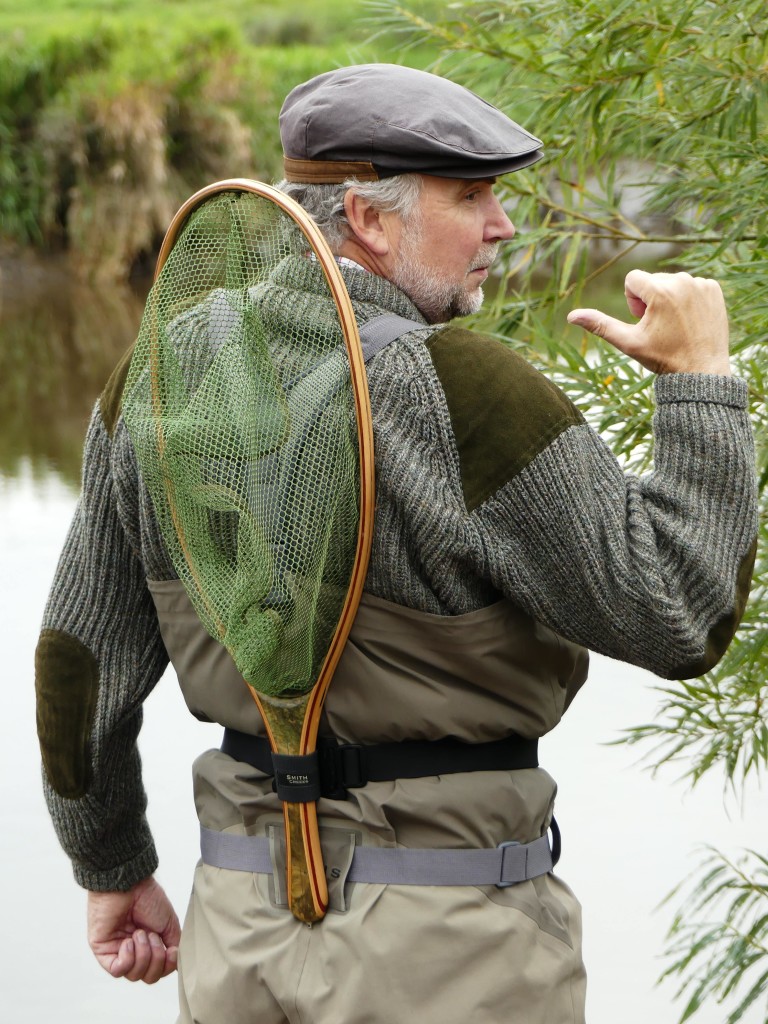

{"left": 123, "top": 187, "right": 361, "bottom": 698}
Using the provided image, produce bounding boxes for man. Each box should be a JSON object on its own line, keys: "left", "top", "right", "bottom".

{"left": 36, "top": 64, "right": 757, "bottom": 1022}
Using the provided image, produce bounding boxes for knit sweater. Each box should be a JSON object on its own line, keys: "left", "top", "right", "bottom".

{"left": 35, "top": 261, "right": 757, "bottom": 891}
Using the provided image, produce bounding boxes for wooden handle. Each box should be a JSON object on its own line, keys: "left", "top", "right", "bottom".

{"left": 252, "top": 691, "right": 328, "bottom": 923}
{"left": 283, "top": 799, "right": 328, "bottom": 923}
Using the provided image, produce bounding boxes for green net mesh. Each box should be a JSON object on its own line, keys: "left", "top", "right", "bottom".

{"left": 123, "top": 189, "right": 360, "bottom": 697}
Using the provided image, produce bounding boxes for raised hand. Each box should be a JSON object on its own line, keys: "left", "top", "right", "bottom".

{"left": 567, "top": 269, "right": 731, "bottom": 376}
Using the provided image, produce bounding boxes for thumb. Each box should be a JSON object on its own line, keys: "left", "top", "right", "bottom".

{"left": 567, "top": 308, "right": 637, "bottom": 354}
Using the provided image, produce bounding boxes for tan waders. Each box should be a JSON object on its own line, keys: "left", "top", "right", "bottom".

{"left": 151, "top": 582, "right": 589, "bottom": 1023}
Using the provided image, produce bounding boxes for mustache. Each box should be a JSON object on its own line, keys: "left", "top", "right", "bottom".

{"left": 469, "top": 244, "right": 499, "bottom": 271}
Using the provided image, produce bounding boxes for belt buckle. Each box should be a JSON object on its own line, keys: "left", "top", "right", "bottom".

{"left": 317, "top": 738, "right": 365, "bottom": 800}
{"left": 496, "top": 839, "right": 521, "bottom": 889}
{"left": 338, "top": 743, "right": 365, "bottom": 789}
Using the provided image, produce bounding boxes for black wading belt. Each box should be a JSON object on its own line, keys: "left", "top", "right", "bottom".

{"left": 221, "top": 727, "right": 539, "bottom": 801}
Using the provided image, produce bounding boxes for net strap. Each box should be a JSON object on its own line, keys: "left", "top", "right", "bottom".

{"left": 358, "top": 314, "right": 424, "bottom": 362}
{"left": 222, "top": 728, "right": 539, "bottom": 801}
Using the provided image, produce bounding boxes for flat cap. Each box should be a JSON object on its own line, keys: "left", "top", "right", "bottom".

{"left": 280, "top": 63, "right": 543, "bottom": 183}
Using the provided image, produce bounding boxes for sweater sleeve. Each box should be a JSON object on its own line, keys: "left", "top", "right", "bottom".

{"left": 472, "top": 370, "right": 757, "bottom": 678}
{"left": 35, "top": 403, "right": 169, "bottom": 891}
{"left": 360, "top": 323, "right": 758, "bottom": 679}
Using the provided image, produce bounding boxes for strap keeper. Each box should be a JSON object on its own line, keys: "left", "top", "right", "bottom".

{"left": 496, "top": 840, "right": 522, "bottom": 888}
{"left": 270, "top": 752, "right": 321, "bottom": 803}
{"left": 550, "top": 817, "right": 562, "bottom": 866}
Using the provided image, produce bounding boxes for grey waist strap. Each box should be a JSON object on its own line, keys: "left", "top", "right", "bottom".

{"left": 200, "top": 826, "right": 553, "bottom": 887}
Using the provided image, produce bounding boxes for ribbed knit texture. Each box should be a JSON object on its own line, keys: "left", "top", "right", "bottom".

{"left": 40, "top": 417, "right": 169, "bottom": 889}
{"left": 38, "top": 264, "right": 757, "bottom": 889}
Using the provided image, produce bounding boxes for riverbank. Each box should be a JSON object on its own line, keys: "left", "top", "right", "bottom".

{"left": 0, "top": 0, "right": 438, "bottom": 281}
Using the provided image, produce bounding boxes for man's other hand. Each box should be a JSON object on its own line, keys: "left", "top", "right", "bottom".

{"left": 87, "top": 876, "right": 181, "bottom": 983}
{"left": 567, "top": 269, "right": 731, "bottom": 376}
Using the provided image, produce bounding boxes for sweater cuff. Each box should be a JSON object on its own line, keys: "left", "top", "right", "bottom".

{"left": 654, "top": 373, "right": 748, "bottom": 408}
{"left": 74, "top": 840, "right": 159, "bottom": 892}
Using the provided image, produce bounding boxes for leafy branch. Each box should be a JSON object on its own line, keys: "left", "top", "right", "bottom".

{"left": 661, "top": 849, "right": 768, "bottom": 1022}
{"left": 371, "top": 1, "right": 768, "bottom": 1019}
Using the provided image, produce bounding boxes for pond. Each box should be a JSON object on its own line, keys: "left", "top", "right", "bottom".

{"left": 1, "top": 254, "right": 762, "bottom": 1024}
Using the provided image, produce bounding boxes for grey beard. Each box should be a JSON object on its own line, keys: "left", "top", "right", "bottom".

{"left": 391, "top": 234, "right": 498, "bottom": 324}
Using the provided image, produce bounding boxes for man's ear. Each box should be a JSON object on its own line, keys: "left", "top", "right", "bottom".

{"left": 343, "top": 189, "right": 392, "bottom": 257}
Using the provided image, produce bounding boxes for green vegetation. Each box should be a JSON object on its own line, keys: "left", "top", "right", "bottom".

{"left": 0, "top": 0, "right": 371, "bottom": 47}
{"left": 376, "top": 1, "right": 767, "bottom": 1019}
{"left": 0, "top": 0, "right": 438, "bottom": 277}
{"left": 2, "top": 0, "right": 765, "bottom": 1013}
{"left": 0, "top": 0, "right": 444, "bottom": 485}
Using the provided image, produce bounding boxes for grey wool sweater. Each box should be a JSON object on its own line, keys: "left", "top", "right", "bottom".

{"left": 35, "top": 262, "right": 758, "bottom": 891}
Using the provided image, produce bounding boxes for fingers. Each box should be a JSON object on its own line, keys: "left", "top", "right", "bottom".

{"left": 624, "top": 268, "right": 684, "bottom": 303}
{"left": 623, "top": 275, "right": 647, "bottom": 319}
{"left": 566, "top": 308, "right": 637, "bottom": 355}
{"left": 159, "top": 910, "right": 182, "bottom": 951}
{"left": 568, "top": 269, "right": 731, "bottom": 376}
{"left": 623, "top": 267, "right": 655, "bottom": 303}
{"left": 568, "top": 268, "right": 670, "bottom": 342}
{"left": 109, "top": 931, "right": 179, "bottom": 984}
{"left": 86, "top": 880, "right": 180, "bottom": 985}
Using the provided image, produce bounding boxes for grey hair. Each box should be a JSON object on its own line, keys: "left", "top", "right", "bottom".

{"left": 275, "top": 174, "right": 423, "bottom": 250}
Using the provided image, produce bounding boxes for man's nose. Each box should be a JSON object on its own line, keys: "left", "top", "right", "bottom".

{"left": 485, "top": 194, "right": 516, "bottom": 242}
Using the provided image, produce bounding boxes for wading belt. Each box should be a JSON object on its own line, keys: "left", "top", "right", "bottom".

{"left": 221, "top": 727, "right": 540, "bottom": 802}
{"left": 200, "top": 820, "right": 560, "bottom": 888}
{"left": 217, "top": 727, "right": 554, "bottom": 889}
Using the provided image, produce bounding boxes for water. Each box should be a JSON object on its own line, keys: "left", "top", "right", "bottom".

{"left": 1, "top": 257, "right": 763, "bottom": 1023}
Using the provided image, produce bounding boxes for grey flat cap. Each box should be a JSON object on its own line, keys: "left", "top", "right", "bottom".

{"left": 280, "top": 63, "right": 543, "bottom": 183}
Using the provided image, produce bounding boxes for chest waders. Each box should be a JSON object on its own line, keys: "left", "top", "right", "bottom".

{"left": 150, "top": 574, "right": 587, "bottom": 900}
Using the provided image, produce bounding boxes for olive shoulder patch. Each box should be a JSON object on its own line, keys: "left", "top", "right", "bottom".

{"left": 426, "top": 326, "right": 584, "bottom": 511}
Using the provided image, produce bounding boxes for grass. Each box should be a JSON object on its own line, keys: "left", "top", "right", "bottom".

{"left": 0, "top": 0, "right": 381, "bottom": 46}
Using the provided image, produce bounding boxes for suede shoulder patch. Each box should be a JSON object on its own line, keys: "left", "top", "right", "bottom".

{"left": 99, "top": 342, "right": 136, "bottom": 438}
{"left": 426, "top": 326, "right": 584, "bottom": 511}
{"left": 35, "top": 629, "right": 99, "bottom": 799}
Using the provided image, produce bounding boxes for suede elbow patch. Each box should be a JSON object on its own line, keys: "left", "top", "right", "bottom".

{"left": 35, "top": 629, "right": 99, "bottom": 799}
{"left": 670, "top": 537, "right": 758, "bottom": 679}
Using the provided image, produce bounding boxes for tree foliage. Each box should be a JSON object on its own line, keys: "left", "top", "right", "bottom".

{"left": 662, "top": 848, "right": 768, "bottom": 1023}
{"left": 369, "top": 0, "right": 767, "bottom": 1019}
